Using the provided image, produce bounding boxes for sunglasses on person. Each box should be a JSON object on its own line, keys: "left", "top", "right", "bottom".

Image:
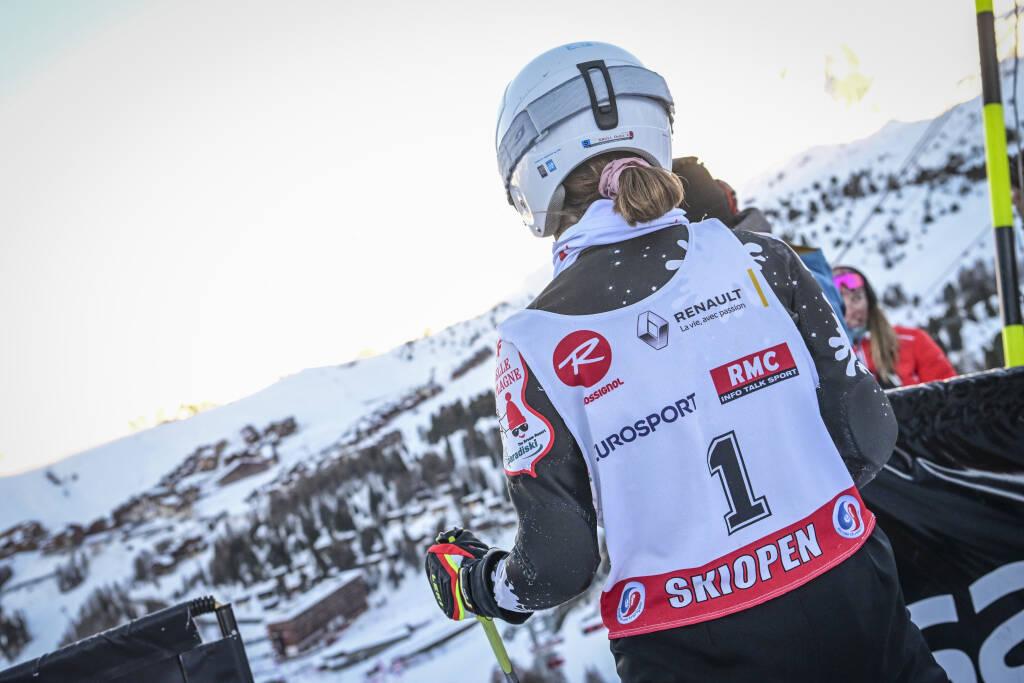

{"left": 833, "top": 272, "right": 865, "bottom": 291}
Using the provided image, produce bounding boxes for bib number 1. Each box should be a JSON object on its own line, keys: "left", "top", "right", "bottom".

{"left": 708, "top": 431, "right": 771, "bottom": 534}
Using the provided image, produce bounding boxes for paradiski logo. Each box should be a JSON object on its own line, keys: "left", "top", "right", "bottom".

{"left": 616, "top": 581, "right": 646, "bottom": 624}
{"left": 833, "top": 495, "right": 865, "bottom": 539}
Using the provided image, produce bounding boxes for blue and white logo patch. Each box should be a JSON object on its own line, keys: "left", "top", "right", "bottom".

{"left": 616, "top": 581, "right": 646, "bottom": 624}
{"left": 832, "top": 495, "right": 865, "bottom": 539}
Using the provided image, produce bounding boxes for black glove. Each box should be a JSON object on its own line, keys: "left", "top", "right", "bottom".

{"left": 424, "top": 527, "right": 531, "bottom": 624}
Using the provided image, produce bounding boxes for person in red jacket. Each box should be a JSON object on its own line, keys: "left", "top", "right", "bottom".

{"left": 833, "top": 266, "right": 956, "bottom": 387}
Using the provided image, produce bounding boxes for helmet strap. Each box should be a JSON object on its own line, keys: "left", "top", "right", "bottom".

{"left": 543, "top": 185, "right": 566, "bottom": 237}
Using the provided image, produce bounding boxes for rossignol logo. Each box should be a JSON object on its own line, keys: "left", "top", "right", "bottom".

{"left": 583, "top": 378, "right": 625, "bottom": 405}
{"left": 553, "top": 331, "right": 624, "bottom": 406}
{"left": 553, "top": 331, "right": 613, "bottom": 387}
{"left": 616, "top": 581, "right": 646, "bottom": 624}
{"left": 709, "top": 343, "right": 799, "bottom": 405}
{"left": 637, "top": 310, "right": 669, "bottom": 350}
{"left": 594, "top": 394, "right": 696, "bottom": 460}
{"left": 832, "top": 495, "right": 865, "bottom": 539}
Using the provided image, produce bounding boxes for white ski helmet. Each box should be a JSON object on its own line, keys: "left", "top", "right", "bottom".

{"left": 496, "top": 42, "right": 675, "bottom": 237}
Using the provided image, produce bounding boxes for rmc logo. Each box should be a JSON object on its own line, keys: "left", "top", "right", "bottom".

{"left": 553, "top": 330, "right": 612, "bottom": 388}
{"left": 709, "top": 342, "right": 799, "bottom": 405}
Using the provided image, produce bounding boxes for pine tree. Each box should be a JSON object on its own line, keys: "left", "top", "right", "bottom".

{"left": 298, "top": 511, "right": 330, "bottom": 576}
{"left": 400, "top": 534, "right": 421, "bottom": 569}
{"left": 332, "top": 501, "right": 356, "bottom": 531}
{"left": 59, "top": 584, "right": 140, "bottom": 647}
{"left": 0, "top": 606, "right": 30, "bottom": 662}
{"left": 359, "top": 527, "right": 382, "bottom": 556}
{"left": 208, "top": 524, "right": 266, "bottom": 586}
{"left": 325, "top": 540, "right": 357, "bottom": 570}
{"left": 56, "top": 552, "right": 89, "bottom": 592}
{"left": 368, "top": 487, "right": 384, "bottom": 517}
{"left": 387, "top": 562, "right": 403, "bottom": 589}
{"left": 420, "top": 451, "right": 452, "bottom": 486}
{"left": 132, "top": 550, "right": 154, "bottom": 585}
{"left": 394, "top": 470, "right": 418, "bottom": 506}
{"left": 317, "top": 499, "right": 336, "bottom": 533}
{"left": 265, "top": 528, "right": 292, "bottom": 570}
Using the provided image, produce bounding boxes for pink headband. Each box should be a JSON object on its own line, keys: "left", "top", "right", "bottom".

{"left": 598, "top": 157, "right": 651, "bottom": 200}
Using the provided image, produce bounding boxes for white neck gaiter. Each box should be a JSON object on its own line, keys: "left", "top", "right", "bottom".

{"left": 550, "top": 200, "right": 687, "bottom": 279}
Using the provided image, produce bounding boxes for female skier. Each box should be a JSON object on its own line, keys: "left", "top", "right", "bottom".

{"left": 425, "top": 42, "right": 949, "bottom": 682}
{"left": 833, "top": 266, "right": 956, "bottom": 387}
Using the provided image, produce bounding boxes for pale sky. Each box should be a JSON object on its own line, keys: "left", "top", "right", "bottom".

{"left": 0, "top": 0, "right": 1005, "bottom": 475}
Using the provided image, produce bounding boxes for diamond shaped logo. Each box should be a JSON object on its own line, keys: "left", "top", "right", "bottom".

{"left": 637, "top": 311, "right": 668, "bottom": 350}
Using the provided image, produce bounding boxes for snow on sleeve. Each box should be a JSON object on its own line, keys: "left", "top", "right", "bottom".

{"left": 491, "top": 555, "right": 531, "bottom": 613}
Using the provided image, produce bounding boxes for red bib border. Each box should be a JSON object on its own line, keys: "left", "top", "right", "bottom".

{"left": 600, "top": 487, "right": 875, "bottom": 638}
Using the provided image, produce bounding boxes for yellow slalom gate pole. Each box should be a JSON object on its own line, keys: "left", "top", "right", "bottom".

{"left": 975, "top": 0, "right": 1024, "bottom": 366}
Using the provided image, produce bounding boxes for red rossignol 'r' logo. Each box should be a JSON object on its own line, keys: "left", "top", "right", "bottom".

{"left": 709, "top": 342, "right": 799, "bottom": 405}
{"left": 553, "top": 330, "right": 612, "bottom": 388}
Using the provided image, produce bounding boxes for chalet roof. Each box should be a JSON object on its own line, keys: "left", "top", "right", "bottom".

{"left": 266, "top": 569, "right": 364, "bottom": 625}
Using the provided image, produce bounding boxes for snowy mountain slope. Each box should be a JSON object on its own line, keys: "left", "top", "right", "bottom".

{"left": 742, "top": 63, "right": 1024, "bottom": 371}
{"left": 2, "top": 68, "right": 1021, "bottom": 683}
{"left": 0, "top": 295, "right": 542, "bottom": 675}
{"left": 0, "top": 300, "right": 522, "bottom": 533}
{"left": 745, "top": 110, "right": 991, "bottom": 296}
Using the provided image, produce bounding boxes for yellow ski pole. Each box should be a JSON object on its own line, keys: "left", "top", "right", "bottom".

{"left": 476, "top": 615, "right": 519, "bottom": 682}
{"left": 975, "top": 0, "right": 1024, "bottom": 365}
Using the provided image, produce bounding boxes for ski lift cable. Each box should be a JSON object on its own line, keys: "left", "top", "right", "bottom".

{"left": 921, "top": 223, "right": 991, "bottom": 295}
{"left": 834, "top": 111, "right": 951, "bottom": 262}
{"left": 917, "top": 204, "right": 1024, "bottom": 313}
{"left": 834, "top": 110, "right": 954, "bottom": 263}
